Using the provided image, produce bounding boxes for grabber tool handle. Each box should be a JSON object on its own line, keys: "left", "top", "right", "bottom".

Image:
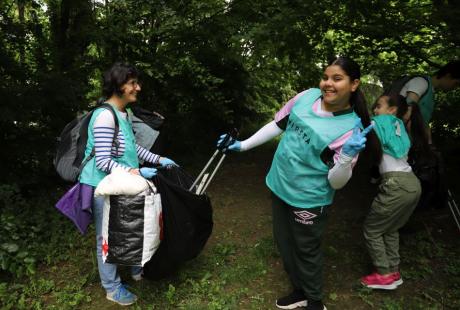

{"left": 199, "top": 154, "right": 226, "bottom": 195}
{"left": 448, "top": 190, "right": 460, "bottom": 232}
{"left": 217, "top": 128, "right": 239, "bottom": 153}
{"left": 189, "top": 149, "right": 220, "bottom": 191}
{"left": 191, "top": 128, "right": 239, "bottom": 193}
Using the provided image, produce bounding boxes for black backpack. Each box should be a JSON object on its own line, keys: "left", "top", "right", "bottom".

{"left": 54, "top": 103, "right": 119, "bottom": 182}
{"left": 129, "top": 106, "right": 165, "bottom": 155}
{"left": 130, "top": 105, "right": 164, "bottom": 130}
{"left": 383, "top": 75, "right": 429, "bottom": 98}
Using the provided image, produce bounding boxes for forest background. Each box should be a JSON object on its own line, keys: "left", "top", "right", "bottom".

{"left": 1, "top": 0, "right": 459, "bottom": 309}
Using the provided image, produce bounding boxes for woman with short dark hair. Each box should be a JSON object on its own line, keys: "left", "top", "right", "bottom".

{"left": 79, "top": 62, "right": 177, "bottom": 306}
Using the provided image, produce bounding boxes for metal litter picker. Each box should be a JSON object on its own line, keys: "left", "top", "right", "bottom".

{"left": 448, "top": 190, "right": 460, "bottom": 232}
{"left": 189, "top": 129, "right": 238, "bottom": 195}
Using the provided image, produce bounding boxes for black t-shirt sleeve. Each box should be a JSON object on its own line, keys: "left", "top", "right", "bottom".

{"left": 320, "top": 147, "right": 335, "bottom": 168}
{"left": 276, "top": 114, "right": 289, "bottom": 131}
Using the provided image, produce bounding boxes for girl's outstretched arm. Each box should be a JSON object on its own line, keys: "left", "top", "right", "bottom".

{"left": 239, "top": 121, "right": 283, "bottom": 151}
{"left": 218, "top": 120, "right": 283, "bottom": 152}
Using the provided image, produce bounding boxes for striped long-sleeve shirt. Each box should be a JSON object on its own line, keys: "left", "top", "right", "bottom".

{"left": 93, "top": 109, "right": 160, "bottom": 173}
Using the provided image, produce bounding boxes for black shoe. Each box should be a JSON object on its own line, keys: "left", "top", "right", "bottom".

{"left": 305, "top": 299, "right": 327, "bottom": 310}
{"left": 275, "top": 290, "right": 307, "bottom": 309}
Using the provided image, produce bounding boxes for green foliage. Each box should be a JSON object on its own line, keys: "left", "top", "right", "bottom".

{"left": 0, "top": 0, "right": 459, "bottom": 185}
{"left": 0, "top": 184, "right": 82, "bottom": 278}
{"left": 0, "top": 184, "right": 38, "bottom": 277}
{"left": 432, "top": 89, "right": 460, "bottom": 141}
{"left": 0, "top": 181, "right": 95, "bottom": 309}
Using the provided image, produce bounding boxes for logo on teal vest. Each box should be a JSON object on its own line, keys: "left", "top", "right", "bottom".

{"left": 287, "top": 118, "right": 311, "bottom": 144}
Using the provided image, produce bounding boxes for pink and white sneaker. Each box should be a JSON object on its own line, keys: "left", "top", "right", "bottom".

{"left": 389, "top": 271, "right": 403, "bottom": 286}
{"left": 361, "top": 272, "right": 397, "bottom": 290}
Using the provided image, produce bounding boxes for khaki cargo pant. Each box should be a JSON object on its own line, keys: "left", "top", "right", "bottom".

{"left": 363, "top": 171, "right": 421, "bottom": 274}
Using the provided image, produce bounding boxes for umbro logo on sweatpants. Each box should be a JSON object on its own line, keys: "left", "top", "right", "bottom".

{"left": 293, "top": 210, "right": 317, "bottom": 225}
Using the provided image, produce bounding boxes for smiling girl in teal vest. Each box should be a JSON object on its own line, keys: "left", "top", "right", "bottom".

{"left": 219, "top": 57, "right": 378, "bottom": 310}
{"left": 266, "top": 88, "right": 360, "bottom": 208}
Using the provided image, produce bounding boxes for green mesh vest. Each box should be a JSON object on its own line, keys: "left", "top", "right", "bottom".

{"left": 266, "top": 88, "right": 359, "bottom": 208}
{"left": 418, "top": 76, "right": 435, "bottom": 125}
{"left": 79, "top": 106, "right": 139, "bottom": 187}
{"left": 372, "top": 114, "right": 411, "bottom": 158}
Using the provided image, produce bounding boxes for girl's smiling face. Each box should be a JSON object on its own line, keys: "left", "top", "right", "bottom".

{"left": 320, "top": 65, "right": 360, "bottom": 112}
{"left": 373, "top": 96, "right": 397, "bottom": 116}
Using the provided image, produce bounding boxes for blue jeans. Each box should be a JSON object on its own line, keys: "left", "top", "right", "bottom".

{"left": 93, "top": 195, "right": 142, "bottom": 293}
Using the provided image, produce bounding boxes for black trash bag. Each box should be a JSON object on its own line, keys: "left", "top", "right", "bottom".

{"left": 143, "top": 166, "right": 213, "bottom": 280}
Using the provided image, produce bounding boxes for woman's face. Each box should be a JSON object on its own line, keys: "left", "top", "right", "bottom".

{"left": 120, "top": 78, "right": 141, "bottom": 103}
{"left": 373, "top": 96, "right": 396, "bottom": 116}
{"left": 319, "top": 65, "right": 360, "bottom": 112}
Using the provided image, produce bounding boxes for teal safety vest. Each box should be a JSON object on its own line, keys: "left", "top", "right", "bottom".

{"left": 266, "top": 88, "right": 359, "bottom": 208}
{"left": 372, "top": 114, "right": 410, "bottom": 159}
{"left": 418, "top": 76, "right": 435, "bottom": 125}
{"left": 79, "top": 106, "right": 139, "bottom": 187}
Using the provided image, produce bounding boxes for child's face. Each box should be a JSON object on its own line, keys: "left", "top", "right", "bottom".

{"left": 319, "top": 65, "right": 360, "bottom": 112}
{"left": 373, "top": 96, "right": 397, "bottom": 116}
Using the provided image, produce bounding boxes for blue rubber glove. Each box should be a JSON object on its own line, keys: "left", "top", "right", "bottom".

{"left": 217, "top": 134, "right": 241, "bottom": 152}
{"left": 158, "top": 157, "right": 178, "bottom": 167}
{"left": 140, "top": 167, "right": 157, "bottom": 179}
{"left": 342, "top": 119, "right": 374, "bottom": 157}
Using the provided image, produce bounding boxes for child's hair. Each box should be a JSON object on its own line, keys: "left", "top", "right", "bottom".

{"left": 327, "top": 56, "right": 380, "bottom": 162}
{"left": 381, "top": 93, "right": 409, "bottom": 119}
{"left": 378, "top": 93, "right": 430, "bottom": 155}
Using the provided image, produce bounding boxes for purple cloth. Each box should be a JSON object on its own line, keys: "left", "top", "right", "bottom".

{"left": 55, "top": 183, "right": 94, "bottom": 234}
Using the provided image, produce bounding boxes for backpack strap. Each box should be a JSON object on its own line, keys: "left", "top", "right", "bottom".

{"left": 78, "top": 103, "right": 120, "bottom": 175}
{"left": 100, "top": 103, "right": 120, "bottom": 151}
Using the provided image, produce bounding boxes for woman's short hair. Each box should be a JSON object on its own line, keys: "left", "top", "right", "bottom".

{"left": 102, "top": 62, "right": 139, "bottom": 98}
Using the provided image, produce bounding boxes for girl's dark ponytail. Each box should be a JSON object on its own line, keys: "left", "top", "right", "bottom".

{"left": 350, "top": 89, "right": 370, "bottom": 126}
{"left": 328, "top": 56, "right": 382, "bottom": 163}
{"left": 351, "top": 89, "right": 382, "bottom": 164}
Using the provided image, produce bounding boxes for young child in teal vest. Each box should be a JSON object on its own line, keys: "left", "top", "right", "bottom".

{"left": 361, "top": 93, "right": 428, "bottom": 290}
{"left": 219, "top": 57, "right": 377, "bottom": 310}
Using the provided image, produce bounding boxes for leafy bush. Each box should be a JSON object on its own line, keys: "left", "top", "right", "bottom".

{"left": 0, "top": 184, "right": 79, "bottom": 278}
